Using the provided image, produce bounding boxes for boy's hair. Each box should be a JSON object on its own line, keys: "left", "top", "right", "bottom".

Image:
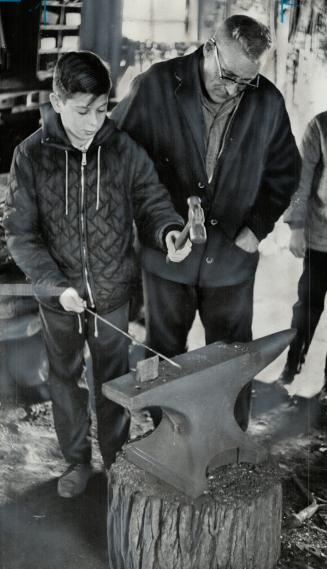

{"left": 53, "top": 51, "right": 112, "bottom": 101}
{"left": 219, "top": 15, "right": 272, "bottom": 61}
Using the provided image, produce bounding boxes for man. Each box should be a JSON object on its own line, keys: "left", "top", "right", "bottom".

{"left": 279, "top": 112, "right": 327, "bottom": 402}
{"left": 112, "top": 15, "right": 301, "bottom": 428}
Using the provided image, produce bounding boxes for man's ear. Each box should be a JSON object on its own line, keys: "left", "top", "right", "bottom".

{"left": 49, "top": 92, "right": 62, "bottom": 113}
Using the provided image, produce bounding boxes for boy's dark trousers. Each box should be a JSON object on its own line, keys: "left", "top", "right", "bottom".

{"left": 285, "top": 249, "right": 327, "bottom": 377}
{"left": 39, "top": 303, "right": 130, "bottom": 468}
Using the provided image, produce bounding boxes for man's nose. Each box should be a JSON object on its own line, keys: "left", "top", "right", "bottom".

{"left": 225, "top": 82, "right": 241, "bottom": 96}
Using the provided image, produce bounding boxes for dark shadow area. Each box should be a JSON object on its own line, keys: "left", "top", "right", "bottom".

{"left": 0, "top": 472, "right": 108, "bottom": 569}
{"left": 252, "top": 379, "right": 327, "bottom": 440}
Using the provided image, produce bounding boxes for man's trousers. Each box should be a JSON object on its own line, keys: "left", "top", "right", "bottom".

{"left": 39, "top": 303, "right": 130, "bottom": 467}
{"left": 143, "top": 272, "right": 255, "bottom": 430}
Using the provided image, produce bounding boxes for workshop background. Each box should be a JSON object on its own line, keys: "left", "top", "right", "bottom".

{"left": 1, "top": 0, "right": 326, "bottom": 402}
{"left": 0, "top": 2, "right": 327, "bottom": 569}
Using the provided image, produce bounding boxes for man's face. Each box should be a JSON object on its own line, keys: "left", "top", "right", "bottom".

{"left": 51, "top": 92, "right": 109, "bottom": 146}
{"left": 202, "top": 39, "right": 265, "bottom": 103}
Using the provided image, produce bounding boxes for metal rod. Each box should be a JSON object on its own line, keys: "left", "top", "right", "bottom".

{"left": 0, "top": 282, "right": 181, "bottom": 370}
{"left": 85, "top": 308, "right": 181, "bottom": 370}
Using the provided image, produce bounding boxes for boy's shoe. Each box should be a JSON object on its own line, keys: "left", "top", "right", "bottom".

{"left": 57, "top": 463, "right": 92, "bottom": 498}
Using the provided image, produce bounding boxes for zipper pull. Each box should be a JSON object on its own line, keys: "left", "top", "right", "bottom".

{"left": 81, "top": 151, "right": 87, "bottom": 166}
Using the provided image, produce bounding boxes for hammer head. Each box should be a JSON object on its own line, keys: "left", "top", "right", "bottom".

{"left": 187, "top": 196, "right": 207, "bottom": 245}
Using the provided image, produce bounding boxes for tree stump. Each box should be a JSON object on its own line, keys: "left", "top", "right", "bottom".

{"left": 107, "top": 455, "right": 282, "bottom": 569}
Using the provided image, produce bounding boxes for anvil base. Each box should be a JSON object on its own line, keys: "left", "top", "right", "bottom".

{"left": 126, "top": 413, "right": 267, "bottom": 497}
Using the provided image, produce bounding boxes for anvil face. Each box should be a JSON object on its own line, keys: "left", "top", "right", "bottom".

{"left": 102, "top": 330, "right": 295, "bottom": 497}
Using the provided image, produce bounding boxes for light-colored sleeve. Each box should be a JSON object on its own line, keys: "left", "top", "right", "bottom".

{"left": 284, "top": 117, "right": 321, "bottom": 229}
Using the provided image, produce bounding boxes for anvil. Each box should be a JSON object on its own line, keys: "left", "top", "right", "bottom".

{"left": 102, "top": 330, "right": 295, "bottom": 497}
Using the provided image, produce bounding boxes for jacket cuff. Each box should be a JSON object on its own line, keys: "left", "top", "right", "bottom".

{"left": 158, "top": 223, "right": 184, "bottom": 251}
{"left": 285, "top": 219, "right": 305, "bottom": 230}
{"left": 283, "top": 203, "right": 307, "bottom": 230}
{"left": 30, "top": 276, "right": 71, "bottom": 297}
{"left": 243, "top": 214, "right": 266, "bottom": 242}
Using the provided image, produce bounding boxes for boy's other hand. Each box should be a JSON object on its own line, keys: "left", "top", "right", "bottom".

{"left": 166, "top": 230, "right": 192, "bottom": 263}
{"left": 59, "top": 287, "right": 85, "bottom": 313}
{"left": 289, "top": 228, "right": 306, "bottom": 258}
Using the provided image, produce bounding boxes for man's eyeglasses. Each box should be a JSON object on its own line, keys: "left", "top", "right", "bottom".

{"left": 210, "top": 37, "right": 260, "bottom": 89}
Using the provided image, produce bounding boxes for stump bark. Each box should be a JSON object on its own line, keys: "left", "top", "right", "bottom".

{"left": 107, "top": 455, "right": 282, "bottom": 569}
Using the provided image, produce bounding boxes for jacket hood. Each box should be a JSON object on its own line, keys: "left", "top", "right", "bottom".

{"left": 40, "top": 102, "right": 116, "bottom": 150}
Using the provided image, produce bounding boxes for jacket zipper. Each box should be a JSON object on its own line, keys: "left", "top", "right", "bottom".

{"left": 81, "top": 151, "right": 95, "bottom": 308}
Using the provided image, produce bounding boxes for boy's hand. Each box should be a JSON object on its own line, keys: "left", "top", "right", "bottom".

{"left": 166, "top": 230, "right": 192, "bottom": 263}
{"left": 289, "top": 228, "right": 306, "bottom": 258}
{"left": 59, "top": 287, "right": 85, "bottom": 313}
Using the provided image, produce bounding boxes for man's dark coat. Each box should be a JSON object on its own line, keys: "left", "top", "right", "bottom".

{"left": 112, "top": 47, "right": 301, "bottom": 287}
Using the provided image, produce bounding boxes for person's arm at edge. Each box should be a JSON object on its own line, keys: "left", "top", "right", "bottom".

{"left": 284, "top": 117, "right": 321, "bottom": 257}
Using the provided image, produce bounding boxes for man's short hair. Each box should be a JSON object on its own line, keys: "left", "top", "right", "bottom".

{"left": 53, "top": 51, "right": 112, "bottom": 101}
{"left": 222, "top": 15, "right": 271, "bottom": 61}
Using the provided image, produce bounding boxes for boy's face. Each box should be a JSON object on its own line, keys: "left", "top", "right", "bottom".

{"left": 50, "top": 92, "right": 108, "bottom": 146}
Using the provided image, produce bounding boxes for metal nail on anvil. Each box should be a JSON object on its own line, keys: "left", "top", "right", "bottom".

{"left": 102, "top": 329, "right": 296, "bottom": 498}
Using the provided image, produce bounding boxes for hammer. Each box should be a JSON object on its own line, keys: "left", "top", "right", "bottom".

{"left": 174, "top": 196, "right": 207, "bottom": 250}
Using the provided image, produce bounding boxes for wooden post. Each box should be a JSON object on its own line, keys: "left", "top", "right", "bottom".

{"left": 107, "top": 455, "right": 282, "bottom": 569}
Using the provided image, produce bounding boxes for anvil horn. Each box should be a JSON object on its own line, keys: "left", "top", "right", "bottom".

{"left": 102, "top": 329, "right": 295, "bottom": 497}
{"left": 249, "top": 328, "right": 296, "bottom": 373}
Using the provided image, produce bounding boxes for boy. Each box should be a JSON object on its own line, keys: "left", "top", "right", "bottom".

{"left": 4, "top": 51, "right": 190, "bottom": 498}
{"left": 279, "top": 112, "right": 327, "bottom": 402}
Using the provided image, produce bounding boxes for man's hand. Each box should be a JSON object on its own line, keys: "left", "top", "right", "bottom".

{"left": 166, "top": 230, "right": 192, "bottom": 263}
{"left": 234, "top": 227, "right": 259, "bottom": 253}
{"left": 289, "top": 228, "right": 306, "bottom": 258}
{"left": 59, "top": 287, "right": 85, "bottom": 313}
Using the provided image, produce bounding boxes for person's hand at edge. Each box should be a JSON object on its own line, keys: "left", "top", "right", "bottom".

{"left": 289, "top": 228, "right": 306, "bottom": 258}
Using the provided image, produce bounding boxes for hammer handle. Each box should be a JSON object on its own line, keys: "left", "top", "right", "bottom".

{"left": 174, "top": 222, "right": 190, "bottom": 250}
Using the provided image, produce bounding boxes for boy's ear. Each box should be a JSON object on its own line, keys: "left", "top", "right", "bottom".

{"left": 49, "top": 92, "right": 63, "bottom": 114}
